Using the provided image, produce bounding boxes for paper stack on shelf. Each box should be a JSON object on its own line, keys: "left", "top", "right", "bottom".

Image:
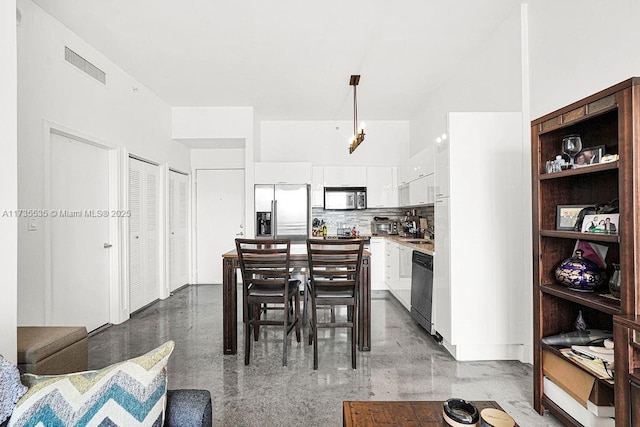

{"left": 560, "top": 348, "right": 614, "bottom": 383}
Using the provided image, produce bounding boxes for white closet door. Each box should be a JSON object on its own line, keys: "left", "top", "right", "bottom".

{"left": 144, "top": 167, "right": 159, "bottom": 303}
{"left": 129, "top": 162, "right": 144, "bottom": 312}
{"left": 168, "top": 171, "right": 189, "bottom": 291}
{"left": 129, "top": 158, "right": 160, "bottom": 313}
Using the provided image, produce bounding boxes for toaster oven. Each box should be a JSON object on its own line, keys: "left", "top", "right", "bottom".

{"left": 371, "top": 219, "right": 398, "bottom": 235}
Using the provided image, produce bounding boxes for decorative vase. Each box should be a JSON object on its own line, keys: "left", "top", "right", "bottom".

{"left": 573, "top": 310, "right": 588, "bottom": 331}
{"left": 608, "top": 263, "right": 621, "bottom": 298}
{"left": 555, "top": 249, "right": 607, "bottom": 292}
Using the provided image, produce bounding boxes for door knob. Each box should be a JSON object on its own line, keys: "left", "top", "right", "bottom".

{"left": 104, "top": 243, "right": 113, "bottom": 248}
{"left": 236, "top": 232, "right": 244, "bottom": 236}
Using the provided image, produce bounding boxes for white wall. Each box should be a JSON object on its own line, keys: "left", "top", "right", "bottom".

{"left": 190, "top": 149, "right": 245, "bottom": 170}
{"left": 173, "top": 106, "right": 254, "bottom": 139}
{"left": 528, "top": 0, "right": 640, "bottom": 119}
{"left": 17, "top": 0, "right": 190, "bottom": 325}
{"left": 410, "top": 6, "right": 523, "bottom": 155}
{"left": 259, "top": 120, "right": 410, "bottom": 166}
{"left": 0, "top": 0, "right": 18, "bottom": 361}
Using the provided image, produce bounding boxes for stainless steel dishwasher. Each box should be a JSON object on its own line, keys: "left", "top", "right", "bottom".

{"left": 410, "top": 250, "right": 435, "bottom": 335}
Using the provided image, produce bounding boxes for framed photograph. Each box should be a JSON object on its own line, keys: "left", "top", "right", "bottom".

{"left": 574, "top": 145, "right": 605, "bottom": 167}
{"left": 556, "top": 205, "right": 591, "bottom": 230}
{"left": 580, "top": 213, "right": 620, "bottom": 234}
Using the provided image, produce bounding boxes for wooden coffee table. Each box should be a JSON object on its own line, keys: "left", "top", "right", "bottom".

{"left": 343, "top": 400, "right": 518, "bottom": 426}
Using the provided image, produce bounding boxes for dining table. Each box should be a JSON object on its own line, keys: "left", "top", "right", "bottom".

{"left": 221, "top": 242, "right": 371, "bottom": 355}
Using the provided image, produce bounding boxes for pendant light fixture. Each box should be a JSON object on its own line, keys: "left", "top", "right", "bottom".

{"left": 348, "top": 75, "right": 365, "bottom": 154}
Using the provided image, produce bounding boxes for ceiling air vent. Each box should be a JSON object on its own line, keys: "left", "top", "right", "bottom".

{"left": 64, "top": 46, "right": 106, "bottom": 85}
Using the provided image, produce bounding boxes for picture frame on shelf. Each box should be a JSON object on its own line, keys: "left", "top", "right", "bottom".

{"left": 574, "top": 145, "right": 605, "bottom": 167}
{"left": 556, "top": 205, "right": 591, "bottom": 230}
{"left": 580, "top": 213, "right": 620, "bottom": 234}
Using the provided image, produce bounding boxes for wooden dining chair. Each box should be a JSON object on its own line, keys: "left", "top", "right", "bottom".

{"left": 235, "top": 238, "right": 301, "bottom": 366}
{"left": 306, "top": 238, "right": 365, "bottom": 369}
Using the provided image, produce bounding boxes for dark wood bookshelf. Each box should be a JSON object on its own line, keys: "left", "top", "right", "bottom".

{"left": 532, "top": 78, "right": 640, "bottom": 426}
{"left": 540, "top": 283, "right": 621, "bottom": 315}
{"left": 539, "top": 161, "right": 618, "bottom": 180}
{"left": 539, "top": 229, "right": 619, "bottom": 243}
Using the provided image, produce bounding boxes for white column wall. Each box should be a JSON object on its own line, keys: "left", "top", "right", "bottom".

{"left": 408, "top": 5, "right": 528, "bottom": 362}
{"left": 0, "top": 0, "right": 18, "bottom": 361}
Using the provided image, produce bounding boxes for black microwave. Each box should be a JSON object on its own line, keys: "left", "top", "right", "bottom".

{"left": 324, "top": 187, "right": 367, "bottom": 210}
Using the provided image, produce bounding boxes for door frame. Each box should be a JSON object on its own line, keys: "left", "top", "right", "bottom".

{"left": 42, "top": 120, "right": 121, "bottom": 325}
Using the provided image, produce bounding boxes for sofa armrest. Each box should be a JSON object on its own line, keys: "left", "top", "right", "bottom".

{"left": 164, "top": 389, "right": 212, "bottom": 427}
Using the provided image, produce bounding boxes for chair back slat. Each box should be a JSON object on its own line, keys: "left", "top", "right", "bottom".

{"left": 235, "top": 238, "right": 291, "bottom": 290}
{"left": 306, "top": 238, "right": 365, "bottom": 295}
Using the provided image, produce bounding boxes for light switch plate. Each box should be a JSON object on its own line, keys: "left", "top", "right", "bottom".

{"left": 28, "top": 218, "right": 37, "bottom": 231}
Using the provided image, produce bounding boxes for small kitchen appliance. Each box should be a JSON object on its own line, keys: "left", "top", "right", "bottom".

{"left": 371, "top": 217, "right": 398, "bottom": 235}
{"left": 323, "top": 187, "right": 366, "bottom": 210}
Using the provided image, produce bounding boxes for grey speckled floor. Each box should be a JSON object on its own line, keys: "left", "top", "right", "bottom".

{"left": 88, "top": 284, "right": 562, "bottom": 426}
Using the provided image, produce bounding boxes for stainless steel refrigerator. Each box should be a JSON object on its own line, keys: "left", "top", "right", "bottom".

{"left": 255, "top": 184, "right": 310, "bottom": 242}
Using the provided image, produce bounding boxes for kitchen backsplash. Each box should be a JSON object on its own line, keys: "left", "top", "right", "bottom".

{"left": 312, "top": 207, "right": 434, "bottom": 236}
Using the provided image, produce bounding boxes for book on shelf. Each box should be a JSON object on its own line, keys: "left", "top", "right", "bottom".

{"left": 560, "top": 348, "right": 614, "bottom": 383}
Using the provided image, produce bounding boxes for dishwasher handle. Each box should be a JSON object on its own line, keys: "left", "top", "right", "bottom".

{"left": 412, "top": 250, "right": 433, "bottom": 269}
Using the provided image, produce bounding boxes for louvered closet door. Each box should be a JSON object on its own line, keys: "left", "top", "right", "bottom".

{"left": 129, "top": 158, "right": 160, "bottom": 313}
{"left": 168, "top": 171, "right": 189, "bottom": 291}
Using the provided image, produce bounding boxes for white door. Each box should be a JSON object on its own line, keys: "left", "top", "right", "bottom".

{"left": 196, "top": 169, "right": 244, "bottom": 284}
{"left": 50, "top": 132, "right": 110, "bottom": 331}
{"left": 129, "top": 158, "right": 160, "bottom": 312}
{"left": 168, "top": 170, "right": 189, "bottom": 291}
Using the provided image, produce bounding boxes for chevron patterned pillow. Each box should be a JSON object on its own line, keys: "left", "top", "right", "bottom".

{"left": 8, "top": 340, "right": 174, "bottom": 427}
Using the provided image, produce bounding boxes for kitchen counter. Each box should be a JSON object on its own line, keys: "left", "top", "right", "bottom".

{"left": 374, "top": 235, "right": 435, "bottom": 255}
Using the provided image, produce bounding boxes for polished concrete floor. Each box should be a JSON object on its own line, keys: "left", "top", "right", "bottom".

{"left": 88, "top": 284, "right": 562, "bottom": 426}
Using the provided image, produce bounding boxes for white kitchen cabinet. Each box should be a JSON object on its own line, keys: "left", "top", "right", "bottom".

{"left": 369, "top": 237, "right": 387, "bottom": 290}
{"left": 398, "top": 164, "right": 415, "bottom": 186}
{"left": 311, "top": 166, "right": 324, "bottom": 207}
{"left": 385, "top": 240, "right": 399, "bottom": 293}
{"left": 254, "top": 162, "right": 311, "bottom": 184}
{"left": 409, "top": 173, "right": 434, "bottom": 206}
{"left": 386, "top": 240, "right": 410, "bottom": 311}
{"left": 398, "top": 147, "right": 434, "bottom": 185}
{"left": 398, "top": 184, "right": 410, "bottom": 207}
{"left": 398, "top": 174, "right": 435, "bottom": 207}
{"left": 323, "top": 166, "right": 366, "bottom": 187}
{"left": 366, "top": 166, "right": 396, "bottom": 208}
{"left": 397, "top": 245, "right": 412, "bottom": 310}
{"left": 435, "top": 140, "right": 450, "bottom": 198}
{"left": 433, "top": 112, "right": 525, "bottom": 361}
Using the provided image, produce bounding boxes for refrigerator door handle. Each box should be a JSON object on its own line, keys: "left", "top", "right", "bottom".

{"left": 272, "top": 200, "right": 277, "bottom": 239}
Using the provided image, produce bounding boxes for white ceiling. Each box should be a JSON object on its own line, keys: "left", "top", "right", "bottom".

{"left": 31, "top": 0, "right": 521, "bottom": 121}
